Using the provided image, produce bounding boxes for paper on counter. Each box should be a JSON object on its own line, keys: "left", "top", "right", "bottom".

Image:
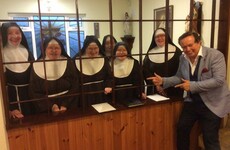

{"left": 147, "top": 94, "right": 170, "bottom": 102}
{"left": 92, "top": 102, "right": 116, "bottom": 113}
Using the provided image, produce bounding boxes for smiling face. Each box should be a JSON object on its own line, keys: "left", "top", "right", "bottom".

{"left": 154, "top": 33, "right": 165, "bottom": 47}
{"left": 85, "top": 42, "right": 99, "bottom": 58}
{"left": 7, "top": 26, "right": 22, "bottom": 47}
{"left": 154, "top": 29, "right": 166, "bottom": 47}
{"left": 115, "top": 45, "right": 128, "bottom": 61}
{"left": 45, "top": 40, "right": 62, "bottom": 60}
{"left": 179, "top": 35, "right": 201, "bottom": 62}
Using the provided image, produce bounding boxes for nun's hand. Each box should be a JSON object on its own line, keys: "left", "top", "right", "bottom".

{"left": 104, "top": 87, "right": 112, "bottom": 94}
{"left": 141, "top": 92, "right": 147, "bottom": 99}
{"left": 10, "top": 109, "right": 24, "bottom": 119}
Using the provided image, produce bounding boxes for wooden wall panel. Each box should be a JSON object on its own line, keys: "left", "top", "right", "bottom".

{"left": 8, "top": 101, "right": 199, "bottom": 150}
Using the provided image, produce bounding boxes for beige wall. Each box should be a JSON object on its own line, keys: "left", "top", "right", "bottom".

{"left": 0, "top": 0, "right": 221, "bottom": 54}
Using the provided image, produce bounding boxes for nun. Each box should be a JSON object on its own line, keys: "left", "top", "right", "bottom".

{"left": 29, "top": 37, "right": 79, "bottom": 113}
{"left": 73, "top": 35, "right": 113, "bottom": 107}
{"left": 1, "top": 22, "right": 34, "bottom": 118}
{"left": 113, "top": 42, "right": 146, "bottom": 105}
{"left": 101, "top": 34, "right": 117, "bottom": 60}
{"left": 143, "top": 28, "right": 183, "bottom": 97}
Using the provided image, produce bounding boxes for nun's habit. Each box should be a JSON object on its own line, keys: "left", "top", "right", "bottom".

{"left": 143, "top": 28, "right": 183, "bottom": 97}
{"left": 29, "top": 37, "right": 79, "bottom": 113}
{"left": 113, "top": 42, "right": 144, "bottom": 104}
{"left": 73, "top": 36, "right": 113, "bottom": 107}
{"left": 1, "top": 22, "right": 34, "bottom": 115}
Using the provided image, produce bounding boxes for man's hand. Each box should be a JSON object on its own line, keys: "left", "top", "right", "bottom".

{"left": 147, "top": 73, "right": 163, "bottom": 86}
{"left": 175, "top": 78, "right": 190, "bottom": 91}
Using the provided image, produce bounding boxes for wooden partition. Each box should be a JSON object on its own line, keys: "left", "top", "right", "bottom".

{"left": 7, "top": 100, "right": 200, "bottom": 150}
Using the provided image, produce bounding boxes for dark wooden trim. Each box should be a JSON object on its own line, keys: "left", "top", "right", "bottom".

{"left": 0, "top": 30, "right": 10, "bottom": 128}
{"left": 217, "top": 0, "right": 229, "bottom": 60}
{"left": 7, "top": 98, "right": 182, "bottom": 129}
{"left": 210, "top": 0, "right": 216, "bottom": 48}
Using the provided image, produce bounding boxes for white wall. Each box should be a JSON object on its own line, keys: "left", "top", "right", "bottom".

{"left": 139, "top": 0, "right": 220, "bottom": 54}
{"left": 1, "top": 0, "right": 220, "bottom": 53}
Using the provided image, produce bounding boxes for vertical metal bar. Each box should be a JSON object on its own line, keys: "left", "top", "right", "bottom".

{"left": 139, "top": 0, "right": 142, "bottom": 66}
{"left": 210, "top": 0, "right": 216, "bottom": 48}
{"left": 37, "top": 0, "right": 50, "bottom": 114}
{"left": 108, "top": 0, "right": 116, "bottom": 105}
{"left": 189, "top": 0, "right": 194, "bottom": 32}
{"left": 164, "top": 0, "right": 169, "bottom": 75}
{"left": 0, "top": 28, "right": 10, "bottom": 129}
{"left": 74, "top": 0, "right": 85, "bottom": 111}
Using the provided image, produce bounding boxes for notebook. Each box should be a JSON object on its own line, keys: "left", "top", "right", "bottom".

{"left": 122, "top": 98, "right": 145, "bottom": 107}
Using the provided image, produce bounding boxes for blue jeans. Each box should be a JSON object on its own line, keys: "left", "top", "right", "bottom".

{"left": 177, "top": 101, "right": 221, "bottom": 150}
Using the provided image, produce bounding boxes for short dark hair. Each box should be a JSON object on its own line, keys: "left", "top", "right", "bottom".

{"left": 178, "top": 32, "right": 201, "bottom": 45}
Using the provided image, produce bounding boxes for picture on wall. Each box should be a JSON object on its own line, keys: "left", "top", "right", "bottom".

{"left": 154, "top": 5, "right": 173, "bottom": 38}
{"left": 94, "top": 22, "right": 100, "bottom": 38}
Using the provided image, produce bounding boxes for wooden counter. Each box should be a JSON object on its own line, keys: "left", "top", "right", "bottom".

{"left": 7, "top": 99, "right": 200, "bottom": 150}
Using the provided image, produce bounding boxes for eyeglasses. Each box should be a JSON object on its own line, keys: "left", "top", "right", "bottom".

{"left": 117, "top": 49, "right": 127, "bottom": 53}
{"left": 155, "top": 34, "right": 165, "bottom": 39}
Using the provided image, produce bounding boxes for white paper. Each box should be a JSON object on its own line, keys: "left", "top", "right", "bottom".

{"left": 147, "top": 94, "right": 170, "bottom": 102}
{"left": 92, "top": 102, "right": 116, "bottom": 113}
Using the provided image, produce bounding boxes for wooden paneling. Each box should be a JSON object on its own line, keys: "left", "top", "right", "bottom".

{"left": 8, "top": 101, "right": 199, "bottom": 150}
{"left": 218, "top": 0, "right": 230, "bottom": 59}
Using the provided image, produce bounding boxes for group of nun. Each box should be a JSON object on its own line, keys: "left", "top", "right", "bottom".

{"left": 1, "top": 22, "right": 182, "bottom": 118}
